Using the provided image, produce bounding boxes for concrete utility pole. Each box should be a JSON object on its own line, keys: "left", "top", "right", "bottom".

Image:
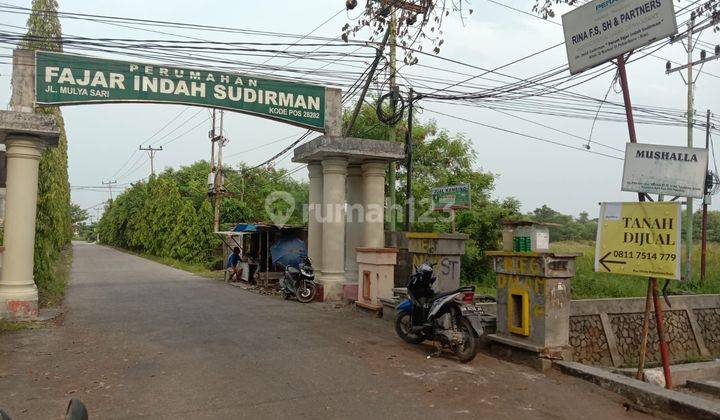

{"left": 666, "top": 13, "right": 720, "bottom": 281}
{"left": 101, "top": 180, "right": 117, "bottom": 201}
{"left": 685, "top": 14, "right": 695, "bottom": 282}
{"left": 213, "top": 110, "right": 226, "bottom": 232}
{"left": 139, "top": 145, "right": 162, "bottom": 177}
{"left": 387, "top": 9, "right": 398, "bottom": 231}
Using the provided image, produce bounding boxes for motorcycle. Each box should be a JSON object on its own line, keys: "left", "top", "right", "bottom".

{"left": 279, "top": 256, "right": 317, "bottom": 303}
{"left": 395, "top": 262, "right": 486, "bottom": 363}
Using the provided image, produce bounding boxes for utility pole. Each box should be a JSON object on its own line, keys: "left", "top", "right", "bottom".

{"left": 387, "top": 8, "right": 398, "bottom": 231}
{"left": 101, "top": 180, "right": 117, "bottom": 201}
{"left": 685, "top": 14, "right": 695, "bottom": 282}
{"left": 139, "top": 145, "right": 163, "bottom": 177}
{"left": 213, "top": 110, "right": 226, "bottom": 232}
{"left": 665, "top": 13, "right": 720, "bottom": 281}
{"left": 701, "top": 109, "right": 711, "bottom": 282}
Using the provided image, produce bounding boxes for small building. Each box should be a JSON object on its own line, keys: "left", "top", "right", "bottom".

{"left": 216, "top": 223, "right": 307, "bottom": 287}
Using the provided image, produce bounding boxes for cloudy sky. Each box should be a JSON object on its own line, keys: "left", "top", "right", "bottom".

{"left": 1, "top": 0, "right": 718, "bottom": 220}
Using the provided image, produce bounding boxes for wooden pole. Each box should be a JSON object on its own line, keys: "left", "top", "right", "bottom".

{"left": 618, "top": 53, "right": 672, "bottom": 388}
{"left": 652, "top": 278, "right": 673, "bottom": 388}
{"left": 635, "top": 282, "right": 652, "bottom": 379}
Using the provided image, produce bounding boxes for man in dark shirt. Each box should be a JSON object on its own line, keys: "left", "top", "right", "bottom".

{"left": 227, "top": 247, "right": 242, "bottom": 282}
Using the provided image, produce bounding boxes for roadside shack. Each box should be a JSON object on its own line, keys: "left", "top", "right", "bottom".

{"left": 216, "top": 223, "right": 308, "bottom": 287}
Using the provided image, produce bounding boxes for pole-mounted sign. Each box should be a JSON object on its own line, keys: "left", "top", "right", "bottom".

{"left": 561, "top": 0, "right": 678, "bottom": 74}
{"left": 595, "top": 202, "right": 681, "bottom": 280}
{"left": 431, "top": 184, "right": 471, "bottom": 211}
{"left": 35, "top": 51, "right": 328, "bottom": 131}
{"left": 622, "top": 142, "right": 709, "bottom": 199}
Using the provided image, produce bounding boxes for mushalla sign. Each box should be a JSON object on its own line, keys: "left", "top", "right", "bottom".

{"left": 35, "top": 51, "right": 327, "bottom": 131}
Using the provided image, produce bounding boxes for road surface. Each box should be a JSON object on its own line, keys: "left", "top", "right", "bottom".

{"left": 0, "top": 242, "right": 657, "bottom": 419}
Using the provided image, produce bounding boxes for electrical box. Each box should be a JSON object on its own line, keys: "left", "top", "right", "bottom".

{"left": 501, "top": 221, "right": 555, "bottom": 252}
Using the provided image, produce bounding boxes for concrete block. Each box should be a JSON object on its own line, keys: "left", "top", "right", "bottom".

{"left": 0, "top": 111, "right": 59, "bottom": 146}
{"left": 615, "top": 360, "right": 720, "bottom": 387}
{"left": 292, "top": 135, "right": 405, "bottom": 164}
{"left": 555, "top": 360, "right": 720, "bottom": 419}
{"left": 687, "top": 379, "right": 720, "bottom": 397}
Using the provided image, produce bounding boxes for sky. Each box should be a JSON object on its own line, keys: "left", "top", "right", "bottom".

{"left": 0, "top": 0, "right": 718, "bottom": 221}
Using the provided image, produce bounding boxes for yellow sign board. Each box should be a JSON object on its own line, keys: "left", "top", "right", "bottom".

{"left": 595, "top": 202, "right": 682, "bottom": 280}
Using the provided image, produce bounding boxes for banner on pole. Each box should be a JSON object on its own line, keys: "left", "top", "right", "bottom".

{"left": 561, "top": 0, "right": 678, "bottom": 74}
{"left": 35, "top": 51, "right": 327, "bottom": 131}
{"left": 595, "top": 202, "right": 682, "bottom": 280}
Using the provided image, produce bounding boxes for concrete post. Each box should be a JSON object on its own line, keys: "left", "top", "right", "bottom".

{"left": 345, "top": 164, "right": 363, "bottom": 281}
{"left": 323, "top": 88, "right": 342, "bottom": 137}
{"left": 307, "top": 162, "right": 323, "bottom": 276}
{"left": 362, "top": 161, "right": 386, "bottom": 248}
{"left": 320, "top": 157, "right": 347, "bottom": 300}
{"left": 0, "top": 135, "right": 46, "bottom": 319}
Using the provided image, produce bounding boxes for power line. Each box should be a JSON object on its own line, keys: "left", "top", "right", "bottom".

{"left": 424, "top": 106, "right": 624, "bottom": 161}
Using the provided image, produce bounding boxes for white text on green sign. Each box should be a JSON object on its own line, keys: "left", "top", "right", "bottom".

{"left": 35, "top": 51, "right": 327, "bottom": 131}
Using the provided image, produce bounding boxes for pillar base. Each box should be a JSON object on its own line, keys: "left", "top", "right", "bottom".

{"left": 317, "top": 272, "right": 345, "bottom": 302}
{"left": 0, "top": 295, "right": 39, "bottom": 320}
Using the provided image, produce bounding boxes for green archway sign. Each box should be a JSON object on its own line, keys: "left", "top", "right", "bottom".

{"left": 35, "top": 51, "right": 336, "bottom": 132}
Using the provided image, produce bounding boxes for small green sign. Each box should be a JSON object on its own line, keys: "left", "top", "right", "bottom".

{"left": 431, "top": 184, "right": 471, "bottom": 211}
{"left": 35, "top": 51, "right": 327, "bottom": 131}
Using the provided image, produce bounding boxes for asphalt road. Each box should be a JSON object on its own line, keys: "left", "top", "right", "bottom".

{"left": 0, "top": 242, "right": 657, "bottom": 419}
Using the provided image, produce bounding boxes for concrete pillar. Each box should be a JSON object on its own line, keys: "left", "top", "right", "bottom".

{"left": 0, "top": 135, "right": 46, "bottom": 319}
{"left": 345, "top": 164, "right": 363, "bottom": 281}
{"left": 307, "top": 162, "right": 323, "bottom": 275}
{"left": 320, "top": 157, "right": 347, "bottom": 300}
{"left": 362, "top": 161, "right": 386, "bottom": 248}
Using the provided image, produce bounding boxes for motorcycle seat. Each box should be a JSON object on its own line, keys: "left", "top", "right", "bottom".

{"left": 287, "top": 267, "right": 300, "bottom": 275}
{"left": 432, "top": 286, "right": 475, "bottom": 301}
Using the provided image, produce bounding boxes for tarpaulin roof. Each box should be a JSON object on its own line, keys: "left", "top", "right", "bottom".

{"left": 232, "top": 223, "right": 258, "bottom": 233}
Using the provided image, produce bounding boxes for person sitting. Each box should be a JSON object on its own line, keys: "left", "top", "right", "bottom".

{"left": 226, "top": 247, "right": 242, "bottom": 282}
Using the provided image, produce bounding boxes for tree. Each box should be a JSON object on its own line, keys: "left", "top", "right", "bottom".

{"left": 20, "top": 0, "right": 72, "bottom": 300}
{"left": 343, "top": 101, "right": 521, "bottom": 282}
{"left": 69, "top": 204, "right": 88, "bottom": 225}
{"left": 342, "top": 0, "right": 474, "bottom": 64}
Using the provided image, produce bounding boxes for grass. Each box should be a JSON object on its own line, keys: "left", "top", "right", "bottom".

{"left": 469, "top": 241, "right": 720, "bottom": 300}
{"left": 38, "top": 246, "right": 73, "bottom": 308}
{"left": 551, "top": 241, "right": 720, "bottom": 299}
{"left": 133, "top": 252, "right": 224, "bottom": 281}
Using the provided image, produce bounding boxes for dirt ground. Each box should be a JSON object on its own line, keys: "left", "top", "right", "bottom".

{"left": 0, "top": 242, "right": 663, "bottom": 419}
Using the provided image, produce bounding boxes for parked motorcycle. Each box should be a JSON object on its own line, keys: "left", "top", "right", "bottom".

{"left": 279, "top": 256, "right": 317, "bottom": 303}
{"left": 395, "top": 262, "right": 486, "bottom": 363}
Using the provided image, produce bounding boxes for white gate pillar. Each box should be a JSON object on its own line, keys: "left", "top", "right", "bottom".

{"left": 320, "top": 157, "right": 347, "bottom": 300}
{"left": 344, "top": 164, "right": 363, "bottom": 280}
{"left": 0, "top": 112, "right": 59, "bottom": 319}
{"left": 361, "top": 161, "right": 387, "bottom": 248}
{"left": 307, "top": 162, "right": 323, "bottom": 275}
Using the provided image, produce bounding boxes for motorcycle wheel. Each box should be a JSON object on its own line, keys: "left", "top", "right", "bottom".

{"left": 395, "top": 310, "right": 425, "bottom": 344}
{"left": 295, "top": 281, "right": 316, "bottom": 303}
{"left": 282, "top": 291, "right": 292, "bottom": 300}
{"left": 452, "top": 317, "right": 479, "bottom": 363}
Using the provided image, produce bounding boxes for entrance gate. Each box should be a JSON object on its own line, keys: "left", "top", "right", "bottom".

{"left": 0, "top": 48, "right": 403, "bottom": 318}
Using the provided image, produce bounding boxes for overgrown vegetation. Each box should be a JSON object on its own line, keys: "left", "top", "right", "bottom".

{"left": 38, "top": 246, "right": 72, "bottom": 308}
{"left": 345, "top": 102, "right": 521, "bottom": 282}
{"left": 470, "top": 241, "right": 720, "bottom": 299}
{"left": 16, "top": 0, "right": 73, "bottom": 304}
{"left": 97, "top": 161, "right": 308, "bottom": 267}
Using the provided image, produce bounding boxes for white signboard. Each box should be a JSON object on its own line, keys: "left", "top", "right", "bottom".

{"left": 622, "top": 143, "right": 709, "bottom": 198}
{"left": 561, "top": 0, "right": 678, "bottom": 74}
